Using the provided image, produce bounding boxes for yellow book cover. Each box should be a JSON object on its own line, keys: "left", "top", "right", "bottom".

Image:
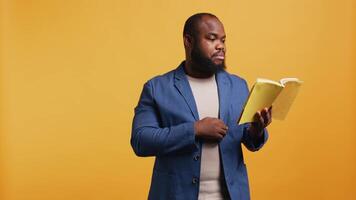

{"left": 238, "top": 78, "right": 302, "bottom": 124}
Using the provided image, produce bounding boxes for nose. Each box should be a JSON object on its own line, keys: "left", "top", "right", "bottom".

{"left": 216, "top": 41, "right": 225, "bottom": 51}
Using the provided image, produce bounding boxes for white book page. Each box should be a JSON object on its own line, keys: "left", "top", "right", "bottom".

{"left": 257, "top": 78, "right": 283, "bottom": 87}
{"left": 280, "top": 78, "right": 303, "bottom": 86}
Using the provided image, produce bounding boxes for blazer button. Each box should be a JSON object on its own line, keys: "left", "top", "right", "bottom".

{"left": 193, "top": 155, "right": 200, "bottom": 161}
{"left": 192, "top": 177, "right": 199, "bottom": 184}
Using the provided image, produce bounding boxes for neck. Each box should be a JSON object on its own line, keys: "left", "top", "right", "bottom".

{"left": 184, "top": 59, "right": 214, "bottom": 79}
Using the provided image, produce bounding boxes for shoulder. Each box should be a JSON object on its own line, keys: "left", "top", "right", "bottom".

{"left": 145, "top": 68, "right": 176, "bottom": 87}
{"left": 140, "top": 67, "right": 178, "bottom": 98}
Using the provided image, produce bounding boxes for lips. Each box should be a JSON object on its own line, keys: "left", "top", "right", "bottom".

{"left": 212, "top": 52, "right": 225, "bottom": 60}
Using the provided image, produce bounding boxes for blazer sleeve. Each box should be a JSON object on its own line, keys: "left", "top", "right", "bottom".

{"left": 131, "top": 80, "right": 198, "bottom": 157}
{"left": 241, "top": 124, "right": 269, "bottom": 152}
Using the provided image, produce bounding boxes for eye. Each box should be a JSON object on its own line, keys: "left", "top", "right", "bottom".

{"left": 207, "top": 35, "right": 216, "bottom": 41}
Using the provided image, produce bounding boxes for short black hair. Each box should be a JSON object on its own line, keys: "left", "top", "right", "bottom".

{"left": 183, "top": 13, "right": 218, "bottom": 38}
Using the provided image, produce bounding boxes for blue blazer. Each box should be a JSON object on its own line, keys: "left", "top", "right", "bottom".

{"left": 131, "top": 62, "right": 268, "bottom": 200}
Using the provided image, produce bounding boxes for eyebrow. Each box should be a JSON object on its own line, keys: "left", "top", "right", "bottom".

{"left": 207, "top": 33, "right": 226, "bottom": 38}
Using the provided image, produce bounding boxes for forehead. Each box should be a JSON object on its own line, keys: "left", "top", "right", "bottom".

{"left": 196, "top": 16, "right": 225, "bottom": 36}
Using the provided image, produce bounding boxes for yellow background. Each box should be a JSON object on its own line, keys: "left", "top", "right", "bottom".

{"left": 1, "top": 0, "right": 355, "bottom": 199}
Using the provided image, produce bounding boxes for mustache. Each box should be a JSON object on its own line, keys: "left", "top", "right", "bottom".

{"left": 212, "top": 51, "right": 225, "bottom": 57}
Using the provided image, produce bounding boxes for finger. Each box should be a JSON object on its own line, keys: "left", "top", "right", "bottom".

{"left": 254, "top": 111, "right": 261, "bottom": 121}
{"left": 261, "top": 107, "right": 268, "bottom": 116}
{"left": 217, "top": 132, "right": 225, "bottom": 140}
{"left": 217, "top": 119, "right": 227, "bottom": 126}
{"left": 266, "top": 108, "right": 272, "bottom": 125}
{"left": 254, "top": 111, "right": 264, "bottom": 127}
{"left": 222, "top": 125, "right": 228, "bottom": 131}
{"left": 220, "top": 123, "right": 229, "bottom": 131}
{"left": 217, "top": 127, "right": 227, "bottom": 136}
{"left": 265, "top": 112, "right": 271, "bottom": 126}
{"left": 253, "top": 112, "right": 260, "bottom": 126}
{"left": 216, "top": 119, "right": 228, "bottom": 130}
{"left": 262, "top": 108, "right": 270, "bottom": 126}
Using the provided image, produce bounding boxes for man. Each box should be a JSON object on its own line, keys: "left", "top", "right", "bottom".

{"left": 131, "top": 13, "right": 272, "bottom": 200}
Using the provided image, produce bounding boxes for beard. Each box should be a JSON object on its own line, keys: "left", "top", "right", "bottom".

{"left": 190, "top": 44, "right": 226, "bottom": 77}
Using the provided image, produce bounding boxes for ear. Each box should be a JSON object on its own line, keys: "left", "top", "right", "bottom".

{"left": 183, "top": 34, "right": 193, "bottom": 49}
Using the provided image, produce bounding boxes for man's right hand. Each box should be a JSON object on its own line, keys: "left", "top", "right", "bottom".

{"left": 194, "top": 117, "right": 228, "bottom": 141}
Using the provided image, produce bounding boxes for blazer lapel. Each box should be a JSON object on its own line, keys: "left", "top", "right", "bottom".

{"left": 174, "top": 63, "right": 199, "bottom": 121}
{"left": 216, "top": 70, "right": 231, "bottom": 123}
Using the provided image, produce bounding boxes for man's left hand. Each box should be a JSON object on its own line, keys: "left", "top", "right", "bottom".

{"left": 247, "top": 106, "right": 272, "bottom": 138}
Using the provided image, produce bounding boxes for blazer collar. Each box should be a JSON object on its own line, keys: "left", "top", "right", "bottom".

{"left": 174, "top": 62, "right": 200, "bottom": 120}
{"left": 173, "top": 62, "right": 231, "bottom": 123}
{"left": 215, "top": 68, "right": 230, "bottom": 124}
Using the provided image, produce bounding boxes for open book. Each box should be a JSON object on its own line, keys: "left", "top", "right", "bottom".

{"left": 237, "top": 78, "right": 303, "bottom": 124}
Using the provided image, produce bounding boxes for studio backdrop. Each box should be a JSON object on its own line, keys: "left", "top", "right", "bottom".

{"left": 1, "top": 0, "right": 355, "bottom": 199}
